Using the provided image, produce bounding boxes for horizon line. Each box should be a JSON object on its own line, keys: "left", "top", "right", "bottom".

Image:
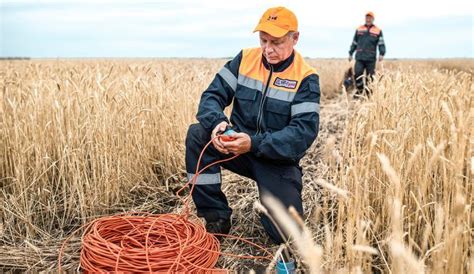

{"left": 1, "top": 56, "right": 473, "bottom": 60}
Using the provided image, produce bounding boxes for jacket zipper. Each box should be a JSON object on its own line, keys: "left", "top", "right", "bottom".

{"left": 256, "top": 64, "right": 273, "bottom": 135}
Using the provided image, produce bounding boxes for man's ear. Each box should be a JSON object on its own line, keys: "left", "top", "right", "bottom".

{"left": 292, "top": 32, "right": 300, "bottom": 45}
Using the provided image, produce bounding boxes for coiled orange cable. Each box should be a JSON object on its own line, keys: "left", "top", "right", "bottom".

{"left": 58, "top": 136, "right": 273, "bottom": 272}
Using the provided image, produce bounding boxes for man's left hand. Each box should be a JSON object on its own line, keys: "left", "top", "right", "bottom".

{"left": 221, "top": 132, "right": 251, "bottom": 155}
{"left": 378, "top": 55, "right": 384, "bottom": 62}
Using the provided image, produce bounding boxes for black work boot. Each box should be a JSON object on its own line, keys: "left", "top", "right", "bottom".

{"left": 205, "top": 219, "right": 231, "bottom": 235}
{"left": 353, "top": 88, "right": 364, "bottom": 99}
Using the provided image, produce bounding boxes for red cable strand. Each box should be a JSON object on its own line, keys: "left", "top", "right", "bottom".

{"left": 58, "top": 136, "right": 272, "bottom": 272}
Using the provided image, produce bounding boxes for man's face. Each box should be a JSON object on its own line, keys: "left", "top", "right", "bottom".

{"left": 259, "top": 31, "right": 299, "bottom": 64}
{"left": 365, "top": 15, "right": 374, "bottom": 25}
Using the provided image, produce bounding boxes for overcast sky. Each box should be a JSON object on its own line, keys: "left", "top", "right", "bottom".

{"left": 1, "top": 0, "right": 473, "bottom": 58}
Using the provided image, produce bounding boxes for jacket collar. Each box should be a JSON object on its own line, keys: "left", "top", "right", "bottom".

{"left": 365, "top": 23, "right": 375, "bottom": 29}
{"left": 262, "top": 51, "right": 295, "bottom": 72}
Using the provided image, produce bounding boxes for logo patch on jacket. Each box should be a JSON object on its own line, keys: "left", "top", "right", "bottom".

{"left": 274, "top": 77, "right": 297, "bottom": 89}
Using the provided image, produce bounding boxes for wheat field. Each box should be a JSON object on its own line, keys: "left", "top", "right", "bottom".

{"left": 0, "top": 58, "right": 472, "bottom": 272}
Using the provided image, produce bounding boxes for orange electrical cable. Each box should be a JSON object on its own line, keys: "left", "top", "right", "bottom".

{"left": 58, "top": 136, "right": 273, "bottom": 272}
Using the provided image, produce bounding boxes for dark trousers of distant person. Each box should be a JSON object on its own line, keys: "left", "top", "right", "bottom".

{"left": 185, "top": 123, "right": 303, "bottom": 244}
{"left": 354, "top": 59, "right": 376, "bottom": 97}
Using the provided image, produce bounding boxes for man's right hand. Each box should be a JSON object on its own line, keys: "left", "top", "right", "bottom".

{"left": 348, "top": 55, "right": 353, "bottom": 62}
{"left": 211, "top": 121, "right": 230, "bottom": 154}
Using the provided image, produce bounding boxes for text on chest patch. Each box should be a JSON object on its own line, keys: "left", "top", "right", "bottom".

{"left": 273, "top": 77, "right": 298, "bottom": 89}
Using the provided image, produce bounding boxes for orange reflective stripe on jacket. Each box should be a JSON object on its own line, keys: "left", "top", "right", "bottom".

{"left": 238, "top": 47, "right": 317, "bottom": 102}
{"left": 369, "top": 26, "right": 381, "bottom": 35}
{"left": 357, "top": 25, "right": 368, "bottom": 32}
{"left": 357, "top": 25, "right": 381, "bottom": 34}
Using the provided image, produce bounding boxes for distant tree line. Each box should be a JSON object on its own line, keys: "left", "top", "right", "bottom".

{"left": 0, "top": 57, "right": 31, "bottom": 60}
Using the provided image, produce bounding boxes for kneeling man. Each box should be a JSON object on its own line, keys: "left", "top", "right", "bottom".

{"left": 185, "top": 6, "right": 320, "bottom": 244}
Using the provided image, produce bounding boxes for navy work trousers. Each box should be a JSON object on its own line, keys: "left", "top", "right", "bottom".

{"left": 354, "top": 59, "right": 376, "bottom": 95}
{"left": 185, "top": 123, "right": 303, "bottom": 244}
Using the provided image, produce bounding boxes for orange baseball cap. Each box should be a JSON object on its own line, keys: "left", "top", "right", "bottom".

{"left": 253, "top": 7, "right": 298, "bottom": 38}
{"left": 366, "top": 11, "right": 375, "bottom": 18}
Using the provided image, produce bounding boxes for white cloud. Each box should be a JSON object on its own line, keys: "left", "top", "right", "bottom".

{"left": 6, "top": 0, "right": 472, "bottom": 25}
{"left": 2, "top": 0, "right": 473, "bottom": 57}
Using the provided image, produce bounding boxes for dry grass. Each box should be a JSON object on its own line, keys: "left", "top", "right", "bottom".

{"left": 0, "top": 58, "right": 472, "bottom": 272}
{"left": 314, "top": 65, "right": 473, "bottom": 273}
